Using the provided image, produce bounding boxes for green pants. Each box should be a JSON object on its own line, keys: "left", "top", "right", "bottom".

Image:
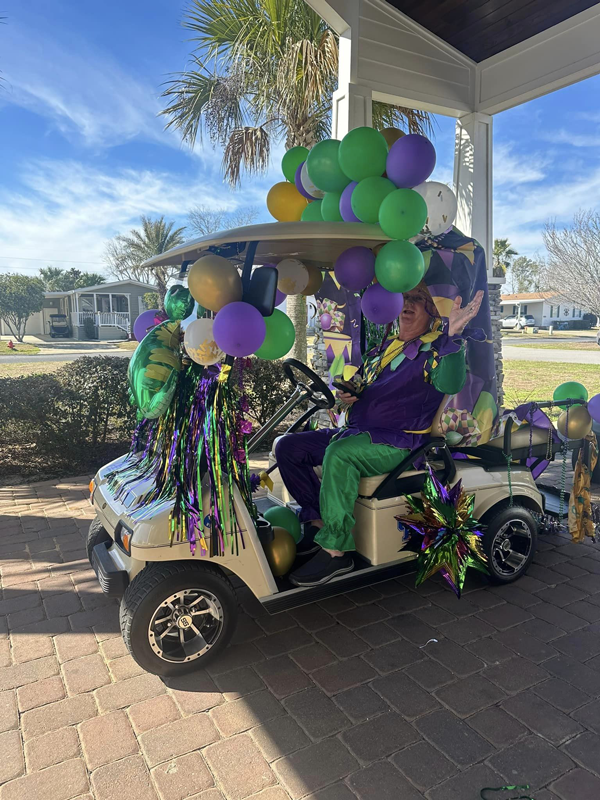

{"left": 316, "top": 433, "right": 409, "bottom": 552}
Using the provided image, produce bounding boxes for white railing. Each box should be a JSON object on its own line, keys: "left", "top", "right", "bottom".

{"left": 71, "top": 312, "right": 131, "bottom": 332}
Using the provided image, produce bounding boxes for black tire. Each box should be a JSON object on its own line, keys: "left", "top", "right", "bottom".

{"left": 86, "top": 516, "right": 111, "bottom": 564}
{"left": 482, "top": 505, "right": 537, "bottom": 584}
{"left": 120, "top": 562, "right": 238, "bottom": 677}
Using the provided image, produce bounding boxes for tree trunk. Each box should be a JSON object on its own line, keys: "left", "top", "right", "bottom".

{"left": 287, "top": 293, "right": 308, "bottom": 363}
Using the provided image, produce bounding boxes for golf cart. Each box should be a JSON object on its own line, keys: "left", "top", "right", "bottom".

{"left": 87, "top": 222, "right": 561, "bottom": 677}
{"left": 49, "top": 314, "right": 71, "bottom": 338}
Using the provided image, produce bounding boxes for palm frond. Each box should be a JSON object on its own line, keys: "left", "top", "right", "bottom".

{"left": 372, "top": 101, "right": 435, "bottom": 138}
{"left": 223, "top": 125, "right": 271, "bottom": 186}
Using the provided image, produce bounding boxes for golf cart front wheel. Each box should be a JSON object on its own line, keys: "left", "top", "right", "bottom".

{"left": 120, "top": 562, "right": 238, "bottom": 677}
{"left": 483, "top": 505, "right": 537, "bottom": 584}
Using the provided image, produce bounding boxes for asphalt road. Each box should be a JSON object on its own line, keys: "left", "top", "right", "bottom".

{"left": 502, "top": 345, "right": 600, "bottom": 364}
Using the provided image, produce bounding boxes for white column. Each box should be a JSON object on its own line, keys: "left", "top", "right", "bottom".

{"left": 453, "top": 113, "right": 495, "bottom": 280}
{"left": 331, "top": 31, "right": 372, "bottom": 138}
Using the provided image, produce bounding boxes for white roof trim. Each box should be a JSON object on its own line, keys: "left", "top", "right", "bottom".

{"left": 44, "top": 280, "right": 157, "bottom": 297}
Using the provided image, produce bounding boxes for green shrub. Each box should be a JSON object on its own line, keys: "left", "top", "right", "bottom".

{"left": 233, "top": 357, "right": 293, "bottom": 427}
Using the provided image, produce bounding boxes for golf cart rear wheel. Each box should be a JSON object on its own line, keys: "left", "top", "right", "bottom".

{"left": 86, "top": 517, "right": 111, "bottom": 564}
{"left": 483, "top": 505, "right": 537, "bottom": 584}
{"left": 120, "top": 562, "right": 238, "bottom": 677}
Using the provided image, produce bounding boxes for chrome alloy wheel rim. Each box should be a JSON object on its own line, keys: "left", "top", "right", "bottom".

{"left": 491, "top": 519, "right": 533, "bottom": 576}
{"left": 148, "top": 589, "right": 223, "bottom": 663}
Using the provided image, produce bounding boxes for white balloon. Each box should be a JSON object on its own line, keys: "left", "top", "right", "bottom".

{"left": 301, "top": 161, "right": 325, "bottom": 200}
{"left": 414, "top": 181, "right": 458, "bottom": 237}
{"left": 183, "top": 318, "right": 224, "bottom": 366}
{"left": 276, "top": 258, "right": 309, "bottom": 295}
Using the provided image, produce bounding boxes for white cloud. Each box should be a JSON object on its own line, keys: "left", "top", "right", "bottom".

{"left": 541, "top": 128, "right": 600, "bottom": 147}
{"left": 494, "top": 143, "right": 549, "bottom": 186}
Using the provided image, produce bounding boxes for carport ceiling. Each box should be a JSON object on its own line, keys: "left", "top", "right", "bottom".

{"left": 385, "top": 0, "right": 599, "bottom": 62}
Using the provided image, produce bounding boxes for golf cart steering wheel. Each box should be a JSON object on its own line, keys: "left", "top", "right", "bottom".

{"left": 283, "top": 358, "right": 335, "bottom": 410}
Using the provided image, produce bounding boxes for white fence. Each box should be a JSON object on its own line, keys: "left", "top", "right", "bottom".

{"left": 71, "top": 312, "right": 130, "bottom": 332}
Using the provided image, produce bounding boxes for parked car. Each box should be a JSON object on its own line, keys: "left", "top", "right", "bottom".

{"left": 502, "top": 314, "right": 536, "bottom": 330}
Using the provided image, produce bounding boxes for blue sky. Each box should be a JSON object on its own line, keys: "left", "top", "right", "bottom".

{"left": 2, "top": 0, "right": 600, "bottom": 278}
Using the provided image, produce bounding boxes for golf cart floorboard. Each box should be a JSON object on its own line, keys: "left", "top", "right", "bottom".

{"left": 260, "top": 553, "right": 417, "bottom": 614}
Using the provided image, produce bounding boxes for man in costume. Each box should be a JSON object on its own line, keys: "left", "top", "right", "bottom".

{"left": 276, "top": 283, "right": 484, "bottom": 587}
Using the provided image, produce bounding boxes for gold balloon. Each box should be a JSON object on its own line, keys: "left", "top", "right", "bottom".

{"left": 381, "top": 128, "right": 406, "bottom": 149}
{"left": 301, "top": 263, "right": 324, "bottom": 296}
{"left": 187, "top": 255, "right": 242, "bottom": 313}
{"left": 277, "top": 258, "right": 309, "bottom": 295}
{"left": 558, "top": 405, "right": 593, "bottom": 439}
{"left": 267, "top": 182, "right": 308, "bottom": 222}
{"left": 263, "top": 526, "right": 296, "bottom": 577}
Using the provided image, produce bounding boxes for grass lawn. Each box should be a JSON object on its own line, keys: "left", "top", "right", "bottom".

{"left": 0, "top": 341, "right": 40, "bottom": 355}
{"left": 503, "top": 360, "right": 600, "bottom": 407}
{"left": 0, "top": 362, "right": 62, "bottom": 378}
{"left": 116, "top": 340, "right": 138, "bottom": 350}
{"left": 508, "top": 341, "right": 599, "bottom": 351}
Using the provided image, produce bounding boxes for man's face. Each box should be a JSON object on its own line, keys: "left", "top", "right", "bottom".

{"left": 398, "top": 289, "right": 432, "bottom": 339}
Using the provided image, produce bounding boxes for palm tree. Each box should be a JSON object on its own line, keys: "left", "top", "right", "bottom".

{"left": 104, "top": 216, "right": 186, "bottom": 302}
{"left": 161, "top": 0, "right": 433, "bottom": 362}
{"left": 493, "top": 238, "right": 518, "bottom": 279}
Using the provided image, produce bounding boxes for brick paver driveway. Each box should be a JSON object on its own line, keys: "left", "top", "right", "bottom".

{"left": 2, "top": 477, "right": 600, "bottom": 800}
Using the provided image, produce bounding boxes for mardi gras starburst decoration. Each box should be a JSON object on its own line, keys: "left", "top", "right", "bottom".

{"left": 396, "top": 466, "right": 488, "bottom": 597}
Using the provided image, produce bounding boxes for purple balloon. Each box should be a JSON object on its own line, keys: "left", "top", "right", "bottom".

{"left": 134, "top": 309, "right": 162, "bottom": 342}
{"left": 361, "top": 283, "right": 404, "bottom": 325}
{"left": 339, "top": 182, "right": 360, "bottom": 222}
{"left": 320, "top": 312, "right": 332, "bottom": 330}
{"left": 334, "top": 246, "right": 376, "bottom": 292}
{"left": 275, "top": 289, "right": 286, "bottom": 307}
{"left": 295, "top": 161, "right": 315, "bottom": 201}
{"left": 386, "top": 134, "right": 436, "bottom": 189}
{"left": 589, "top": 394, "right": 600, "bottom": 423}
{"left": 213, "top": 301, "right": 266, "bottom": 357}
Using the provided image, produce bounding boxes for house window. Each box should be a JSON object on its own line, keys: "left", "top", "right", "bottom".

{"left": 579, "top": 309, "right": 583, "bottom": 318}
{"left": 112, "top": 295, "right": 129, "bottom": 313}
{"left": 522, "top": 305, "right": 528, "bottom": 314}
{"left": 512, "top": 305, "right": 517, "bottom": 314}
{"left": 96, "top": 294, "right": 111, "bottom": 313}
{"left": 550, "top": 306, "right": 554, "bottom": 318}
{"left": 79, "top": 294, "right": 94, "bottom": 312}
{"left": 557, "top": 305, "right": 561, "bottom": 317}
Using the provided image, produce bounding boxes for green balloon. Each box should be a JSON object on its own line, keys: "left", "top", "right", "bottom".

{"left": 306, "top": 139, "right": 351, "bottom": 193}
{"left": 301, "top": 200, "right": 323, "bottom": 221}
{"left": 338, "top": 127, "right": 388, "bottom": 182}
{"left": 254, "top": 309, "right": 296, "bottom": 360}
{"left": 282, "top": 146, "right": 309, "bottom": 183}
{"left": 351, "top": 176, "right": 396, "bottom": 224}
{"left": 379, "top": 188, "right": 428, "bottom": 240}
{"left": 128, "top": 320, "right": 182, "bottom": 419}
{"left": 164, "top": 284, "right": 195, "bottom": 322}
{"left": 553, "top": 381, "right": 588, "bottom": 409}
{"left": 321, "top": 191, "right": 343, "bottom": 222}
{"left": 263, "top": 505, "right": 301, "bottom": 543}
{"left": 375, "top": 240, "right": 425, "bottom": 293}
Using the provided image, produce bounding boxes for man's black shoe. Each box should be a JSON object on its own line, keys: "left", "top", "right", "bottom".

{"left": 290, "top": 548, "right": 354, "bottom": 587}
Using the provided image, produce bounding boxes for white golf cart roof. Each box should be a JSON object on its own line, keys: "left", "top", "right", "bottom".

{"left": 141, "top": 222, "right": 392, "bottom": 272}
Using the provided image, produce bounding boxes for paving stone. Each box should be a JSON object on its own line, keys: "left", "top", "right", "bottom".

{"left": 289, "top": 605, "right": 334, "bottom": 632}
{"left": 11, "top": 632, "right": 55, "bottom": 664}
{"left": 488, "top": 585, "right": 541, "bottom": 609}
{"left": 254, "top": 612, "right": 298, "bottom": 635}
{"left": 210, "top": 691, "right": 284, "bottom": 737}
{"left": 7, "top": 605, "right": 45, "bottom": 630}
{"left": 91, "top": 755, "right": 156, "bottom": 800}
{"left": 163, "top": 671, "right": 222, "bottom": 715}
{"left": 304, "top": 784, "right": 356, "bottom": 800}
{"left": 141, "top": 714, "right": 219, "bottom": 768}
{"left": 250, "top": 715, "right": 310, "bottom": 762}
{"left": 488, "top": 736, "right": 574, "bottom": 787}
{"left": 16, "top": 674, "right": 65, "bottom": 712}
{"left": 290, "top": 643, "right": 337, "bottom": 673}
{"left": 315, "top": 624, "right": 369, "bottom": 659}
{"left": 532, "top": 603, "right": 587, "bottom": 632}
{"left": 392, "top": 740, "right": 456, "bottom": 792}
{"left": 345, "top": 586, "right": 383, "bottom": 605}
{"left": 534, "top": 550, "right": 569, "bottom": 568}
{"left": 62, "top": 653, "right": 110, "bottom": 694}
{"left": 537, "top": 584, "right": 589, "bottom": 608}
{"left": 501, "top": 691, "right": 583, "bottom": 745}
{"left": 79, "top": 709, "right": 139, "bottom": 769}
{"left": 0, "top": 691, "right": 18, "bottom": 732}
{"left": 496, "top": 627, "right": 559, "bottom": 663}
{"left": 151, "top": 753, "right": 213, "bottom": 800}
{"left": 362, "top": 637, "right": 424, "bottom": 674}
{"left": 335, "top": 603, "right": 389, "bottom": 629}
{"left": 567, "top": 573, "right": 600, "bottom": 594}
{"left": 533, "top": 678, "right": 590, "bottom": 713}
{"left": 373, "top": 579, "right": 408, "bottom": 597}
{"left": 22, "top": 693, "right": 97, "bottom": 739}
{"left": 413, "top": 604, "right": 457, "bottom": 627}
{"left": 429, "top": 592, "right": 480, "bottom": 617}
{"left": 355, "top": 622, "right": 400, "bottom": 647}
{"left": 375, "top": 592, "right": 429, "bottom": 614}
{"left": 386, "top": 613, "right": 439, "bottom": 645}
{"left": 108, "top": 653, "right": 145, "bottom": 681}
{"left": 283, "top": 687, "right": 349, "bottom": 740}
{"left": 415, "top": 709, "right": 494, "bottom": 767}
{"left": 24, "top": 726, "right": 80, "bottom": 771}
{"left": 550, "top": 768, "right": 600, "bottom": 799}
{"left": 371, "top": 671, "right": 440, "bottom": 720}
{"left": 404, "top": 656, "right": 454, "bottom": 691}
{"left": 478, "top": 603, "right": 534, "bottom": 630}
{"left": 438, "top": 616, "right": 496, "bottom": 644}
{"left": 100, "top": 636, "right": 128, "bottom": 660}
{"left": 425, "top": 763, "right": 505, "bottom": 800}
{"left": 333, "top": 684, "right": 391, "bottom": 722}
{"left": 347, "top": 759, "right": 423, "bottom": 800}
{"left": 254, "top": 655, "right": 312, "bottom": 699}
{"left": 255, "top": 628, "right": 313, "bottom": 658}
{"left": 563, "top": 732, "right": 600, "bottom": 774}
{"left": 318, "top": 595, "right": 356, "bottom": 614}
{"left": 95, "top": 673, "right": 166, "bottom": 712}
{"left": 213, "top": 667, "right": 264, "bottom": 701}
{"left": 341, "top": 711, "right": 419, "bottom": 763}
{"left": 274, "top": 738, "right": 358, "bottom": 800}
{"left": 0, "top": 731, "right": 24, "bottom": 784}
{"left": 485, "top": 656, "right": 549, "bottom": 693}
{"left": 566, "top": 599, "right": 600, "bottom": 622}
{"left": 247, "top": 788, "right": 290, "bottom": 800}
{"left": 0, "top": 758, "right": 89, "bottom": 800}
{"left": 550, "top": 561, "right": 589, "bottom": 579}
{"left": 129, "top": 695, "right": 181, "bottom": 735}
{"left": 544, "top": 655, "right": 600, "bottom": 695}
{"left": 427, "top": 638, "right": 484, "bottom": 676}
{"left": 54, "top": 630, "right": 98, "bottom": 662}
{"left": 204, "top": 734, "right": 275, "bottom": 800}
{"left": 435, "top": 674, "right": 506, "bottom": 717}
{"left": 465, "top": 636, "right": 514, "bottom": 665}
{"left": 44, "top": 591, "right": 82, "bottom": 618}
{"left": 553, "top": 630, "right": 600, "bottom": 661}
{"left": 467, "top": 705, "right": 527, "bottom": 748}
{"left": 572, "top": 699, "right": 600, "bottom": 734}
{"left": 206, "top": 644, "right": 266, "bottom": 676}
{"left": 312, "top": 656, "right": 376, "bottom": 695}
{"left": 527, "top": 565, "right": 569, "bottom": 585}
{"left": 520, "top": 617, "right": 565, "bottom": 642}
